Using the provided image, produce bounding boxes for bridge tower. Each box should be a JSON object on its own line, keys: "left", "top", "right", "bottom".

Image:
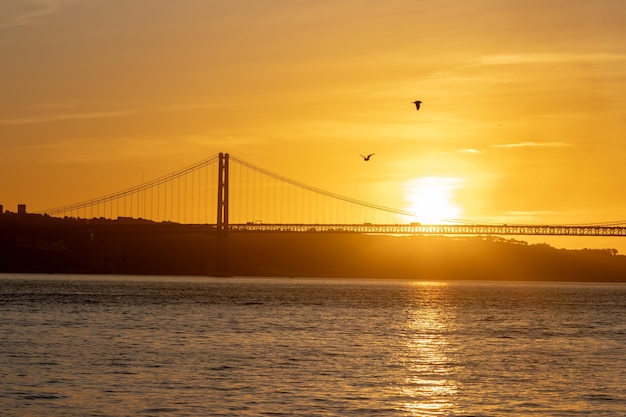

{"left": 215, "top": 152, "right": 230, "bottom": 275}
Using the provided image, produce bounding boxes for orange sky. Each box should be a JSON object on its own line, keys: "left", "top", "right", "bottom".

{"left": 2, "top": 1, "right": 626, "bottom": 251}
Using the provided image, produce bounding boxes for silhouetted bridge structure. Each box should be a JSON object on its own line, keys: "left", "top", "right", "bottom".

{"left": 38, "top": 152, "right": 626, "bottom": 238}
{"left": 229, "top": 223, "right": 626, "bottom": 237}
{"left": 33, "top": 221, "right": 626, "bottom": 238}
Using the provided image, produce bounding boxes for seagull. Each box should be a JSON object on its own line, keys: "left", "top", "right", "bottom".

{"left": 412, "top": 100, "right": 422, "bottom": 111}
{"left": 360, "top": 153, "right": 375, "bottom": 161}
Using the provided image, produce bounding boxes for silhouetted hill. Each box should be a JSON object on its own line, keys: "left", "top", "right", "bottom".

{"left": 1, "top": 213, "right": 626, "bottom": 281}
{"left": 227, "top": 233, "right": 626, "bottom": 281}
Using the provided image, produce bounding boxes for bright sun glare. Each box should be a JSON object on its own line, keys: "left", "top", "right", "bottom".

{"left": 403, "top": 177, "right": 463, "bottom": 224}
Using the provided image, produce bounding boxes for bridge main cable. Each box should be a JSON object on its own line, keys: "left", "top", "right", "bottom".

{"left": 229, "top": 154, "right": 423, "bottom": 219}
{"left": 38, "top": 154, "right": 220, "bottom": 216}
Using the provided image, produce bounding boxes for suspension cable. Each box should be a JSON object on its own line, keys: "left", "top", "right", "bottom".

{"left": 37, "top": 154, "right": 220, "bottom": 216}
{"left": 229, "top": 155, "right": 422, "bottom": 219}
{"left": 36, "top": 151, "right": 626, "bottom": 227}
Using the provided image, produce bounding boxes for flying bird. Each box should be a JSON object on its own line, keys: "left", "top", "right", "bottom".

{"left": 360, "top": 153, "right": 375, "bottom": 161}
{"left": 412, "top": 100, "right": 422, "bottom": 111}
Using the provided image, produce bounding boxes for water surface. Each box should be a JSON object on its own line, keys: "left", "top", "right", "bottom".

{"left": 1, "top": 274, "right": 625, "bottom": 416}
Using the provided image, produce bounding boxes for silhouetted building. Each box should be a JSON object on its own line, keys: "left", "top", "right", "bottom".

{"left": 0, "top": 204, "right": 3, "bottom": 214}
{"left": 17, "top": 204, "right": 26, "bottom": 214}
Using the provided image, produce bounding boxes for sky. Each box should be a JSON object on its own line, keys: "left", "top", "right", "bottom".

{"left": 2, "top": 0, "right": 626, "bottom": 251}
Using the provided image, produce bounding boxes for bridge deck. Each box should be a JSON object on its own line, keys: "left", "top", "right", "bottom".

{"left": 228, "top": 223, "right": 626, "bottom": 237}
{"left": 14, "top": 220, "right": 626, "bottom": 237}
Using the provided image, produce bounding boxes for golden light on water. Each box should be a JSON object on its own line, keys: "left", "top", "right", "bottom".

{"left": 402, "top": 177, "right": 464, "bottom": 224}
{"left": 397, "top": 281, "right": 459, "bottom": 415}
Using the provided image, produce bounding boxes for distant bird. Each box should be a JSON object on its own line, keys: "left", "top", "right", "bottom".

{"left": 360, "top": 153, "right": 375, "bottom": 161}
{"left": 412, "top": 100, "right": 422, "bottom": 111}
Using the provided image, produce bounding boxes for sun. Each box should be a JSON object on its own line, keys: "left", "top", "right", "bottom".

{"left": 402, "top": 176, "right": 463, "bottom": 224}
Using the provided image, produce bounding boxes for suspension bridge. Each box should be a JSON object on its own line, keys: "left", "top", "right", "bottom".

{"left": 36, "top": 152, "right": 626, "bottom": 238}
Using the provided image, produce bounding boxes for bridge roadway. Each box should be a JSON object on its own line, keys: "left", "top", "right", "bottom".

{"left": 18, "top": 220, "right": 626, "bottom": 237}
{"left": 227, "top": 223, "right": 626, "bottom": 237}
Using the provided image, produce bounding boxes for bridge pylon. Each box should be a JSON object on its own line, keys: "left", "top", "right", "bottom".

{"left": 215, "top": 152, "right": 230, "bottom": 275}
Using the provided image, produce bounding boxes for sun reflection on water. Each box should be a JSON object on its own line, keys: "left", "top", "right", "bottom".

{"left": 396, "top": 281, "right": 459, "bottom": 416}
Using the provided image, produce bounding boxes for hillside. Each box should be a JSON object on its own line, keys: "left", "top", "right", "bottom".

{"left": 1, "top": 213, "right": 625, "bottom": 281}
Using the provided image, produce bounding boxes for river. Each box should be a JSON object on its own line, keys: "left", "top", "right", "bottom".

{"left": 1, "top": 274, "right": 625, "bottom": 416}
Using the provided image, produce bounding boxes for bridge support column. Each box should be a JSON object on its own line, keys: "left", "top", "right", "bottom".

{"left": 215, "top": 152, "right": 230, "bottom": 275}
